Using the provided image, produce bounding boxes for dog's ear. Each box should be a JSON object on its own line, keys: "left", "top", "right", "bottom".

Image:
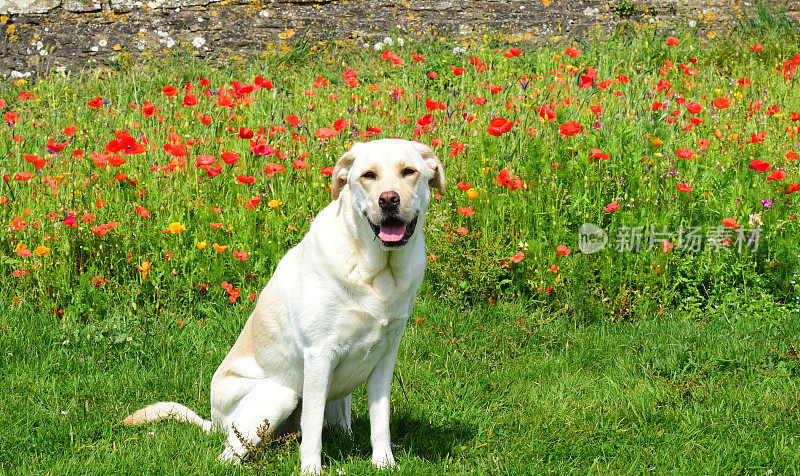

{"left": 414, "top": 142, "right": 446, "bottom": 196}
{"left": 331, "top": 145, "right": 358, "bottom": 200}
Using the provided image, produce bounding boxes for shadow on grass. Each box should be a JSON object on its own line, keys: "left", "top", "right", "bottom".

{"left": 323, "top": 409, "right": 476, "bottom": 464}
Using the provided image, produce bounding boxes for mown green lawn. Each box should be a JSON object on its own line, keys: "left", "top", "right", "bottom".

{"left": 2, "top": 295, "right": 799, "bottom": 474}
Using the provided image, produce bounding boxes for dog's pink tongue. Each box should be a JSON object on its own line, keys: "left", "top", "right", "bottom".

{"left": 379, "top": 223, "right": 407, "bottom": 242}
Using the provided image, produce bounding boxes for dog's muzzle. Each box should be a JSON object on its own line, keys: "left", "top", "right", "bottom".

{"left": 368, "top": 215, "right": 418, "bottom": 248}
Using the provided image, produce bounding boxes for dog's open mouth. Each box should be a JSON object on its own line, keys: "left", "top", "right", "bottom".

{"left": 368, "top": 215, "right": 418, "bottom": 247}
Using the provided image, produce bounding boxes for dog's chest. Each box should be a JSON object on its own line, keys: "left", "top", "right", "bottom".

{"left": 327, "top": 305, "right": 405, "bottom": 399}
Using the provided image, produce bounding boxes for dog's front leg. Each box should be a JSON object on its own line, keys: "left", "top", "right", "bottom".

{"left": 366, "top": 329, "right": 405, "bottom": 469}
{"left": 300, "top": 349, "right": 334, "bottom": 475}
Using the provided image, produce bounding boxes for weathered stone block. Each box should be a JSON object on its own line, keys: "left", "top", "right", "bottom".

{"left": 63, "top": 0, "right": 102, "bottom": 12}
{"left": 1, "top": 0, "right": 60, "bottom": 14}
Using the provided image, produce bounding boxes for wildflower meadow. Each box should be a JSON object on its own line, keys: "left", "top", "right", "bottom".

{"left": 2, "top": 18, "right": 800, "bottom": 474}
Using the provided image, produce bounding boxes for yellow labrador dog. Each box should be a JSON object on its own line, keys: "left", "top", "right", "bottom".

{"left": 124, "top": 139, "right": 445, "bottom": 474}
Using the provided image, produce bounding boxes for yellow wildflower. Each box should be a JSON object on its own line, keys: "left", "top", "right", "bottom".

{"left": 136, "top": 261, "right": 152, "bottom": 280}
{"left": 168, "top": 222, "right": 186, "bottom": 234}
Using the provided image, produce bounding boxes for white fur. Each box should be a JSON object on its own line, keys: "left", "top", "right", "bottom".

{"left": 124, "top": 139, "right": 445, "bottom": 474}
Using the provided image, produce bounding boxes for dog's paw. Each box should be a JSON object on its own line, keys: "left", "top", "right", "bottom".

{"left": 217, "top": 449, "right": 242, "bottom": 466}
{"left": 300, "top": 458, "right": 323, "bottom": 475}
{"left": 371, "top": 451, "right": 396, "bottom": 470}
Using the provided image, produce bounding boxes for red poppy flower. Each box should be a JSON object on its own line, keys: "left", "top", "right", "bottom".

{"left": 713, "top": 97, "right": 730, "bottom": 109}
{"left": 237, "top": 175, "right": 256, "bottom": 184}
{"left": 472, "top": 96, "right": 487, "bottom": 106}
{"left": 588, "top": 149, "right": 609, "bottom": 161}
{"left": 748, "top": 160, "right": 771, "bottom": 172}
{"left": 686, "top": 102, "right": 702, "bottom": 114}
{"left": 457, "top": 181, "right": 471, "bottom": 191}
{"left": 135, "top": 206, "right": 151, "bottom": 218}
{"left": 23, "top": 154, "right": 48, "bottom": 169}
{"left": 293, "top": 160, "right": 309, "bottom": 170}
{"left": 250, "top": 142, "right": 275, "bottom": 156}
{"left": 161, "top": 86, "right": 178, "bottom": 97}
{"left": 381, "top": 50, "right": 403, "bottom": 67}
{"left": 747, "top": 132, "right": 765, "bottom": 144}
{"left": 605, "top": 202, "right": 620, "bottom": 213}
{"left": 785, "top": 183, "right": 800, "bottom": 194}
{"left": 91, "top": 221, "right": 119, "bottom": 236}
{"left": 106, "top": 133, "right": 146, "bottom": 155}
{"left": 750, "top": 44, "right": 763, "bottom": 51}
{"left": 195, "top": 155, "right": 216, "bottom": 167}
{"left": 263, "top": 163, "right": 286, "bottom": 178}
{"left": 767, "top": 170, "right": 786, "bottom": 181}
{"left": 559, "top": 121, "right": 582, "bottom": 137}
{"left": 14, "top": 172, "right": 33, "bottom": 181}
{"left": 64, "top": 126, "right": 77, "bottom": 137}
{"left": 312, "top": 76, "right": 329, "bottom": 88}
{"left": 285, "top": 114, "right": 301, "bottom": 127}
{"left": 565, "top": 47, "right": 580, "bottom": 58}
{"left": 450, "top": 66, "right": 465, "bottom": 76}
{"left": 578, "top": 74, "right": 594, "bottom": 89}
{"left": 182, "top": 94, "right": 198, "bottom": 106}
{"left": 5, "top": 111, "right": 19, "bottom": 125}
{"left": 315, "top": 127, "right": 338, "bottom": 139}
{"left": 238, "top": 127, "right": 254, "bottom": 139}
{"left": 666, "top": 36, "right": 679, "bottom": 46}
{"left": 721, "top": 218, "right": 739, "bottom": 228}
{"left": 449, "top": 142, "right": 465, "bottom": 157}
{"left": 88, "top": 96, "right": 104, "bottom": 109}
{"left": 787, "top": 151, "right": 799, "bottom": 161}
{"left": 457, "top": 206, "right": 475, "bottom": 216}
{"left": 675, "top": 148, "right": 694, "bottom": 159}
{"left": 556, "top": 245, "right": 571, "bottom": 257}
{"left": 254, "top": 76, "right": 273, "bottom": 89}
{"left": 677, "top": 183, "right": 692, "bottom": 193}
{"left": 509, "top": 251, "right": 524, "bottom": 263}
{"left": 497, "top": 170, "right": 510, "bottom": 187}
{"left": 487, "top": 117, "right": 512, "bottom": 136}
{"left": 320, "top": 166, "right": 334, "bottom": 175}
{"left": 412, "top": 52, "right": 425, "bottom": 62}
{"left": 221, "top": 151, "right": 240, "bottom": 165}
{"left": 425, "top": 98, "right": 445, "bottom": 111}
{"left": 538, "top": 105, "right": 556, "bottom": 122}
{"left": 333, "top": 119, "right": 350, "bottom": 131}
{"left": 164, "top": 143, "right": 186, "bottom": 158}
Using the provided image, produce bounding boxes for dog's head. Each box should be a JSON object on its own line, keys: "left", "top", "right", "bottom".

{"left": 331, "top": 139, "right": 445, "bottom": 249}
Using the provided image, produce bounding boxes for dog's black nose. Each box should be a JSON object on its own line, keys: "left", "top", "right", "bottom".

{"left": 379, "top": 191, "right": 400, "bottom": 211}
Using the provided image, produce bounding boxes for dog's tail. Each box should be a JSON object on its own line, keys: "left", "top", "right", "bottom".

{"left": 123, "top": 402, "right": 213, "bottom": 433}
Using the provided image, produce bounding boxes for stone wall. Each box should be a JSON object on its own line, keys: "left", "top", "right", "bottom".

{"left": 1, "top": 0, "right": 798, "bottom": 78}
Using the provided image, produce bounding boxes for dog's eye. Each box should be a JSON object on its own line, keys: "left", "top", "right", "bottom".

{"left": 362, "top": 171, "right": 377, "bottom": 180}
{"left": 401, "top": 168, "right": 417, "bottom": 177}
